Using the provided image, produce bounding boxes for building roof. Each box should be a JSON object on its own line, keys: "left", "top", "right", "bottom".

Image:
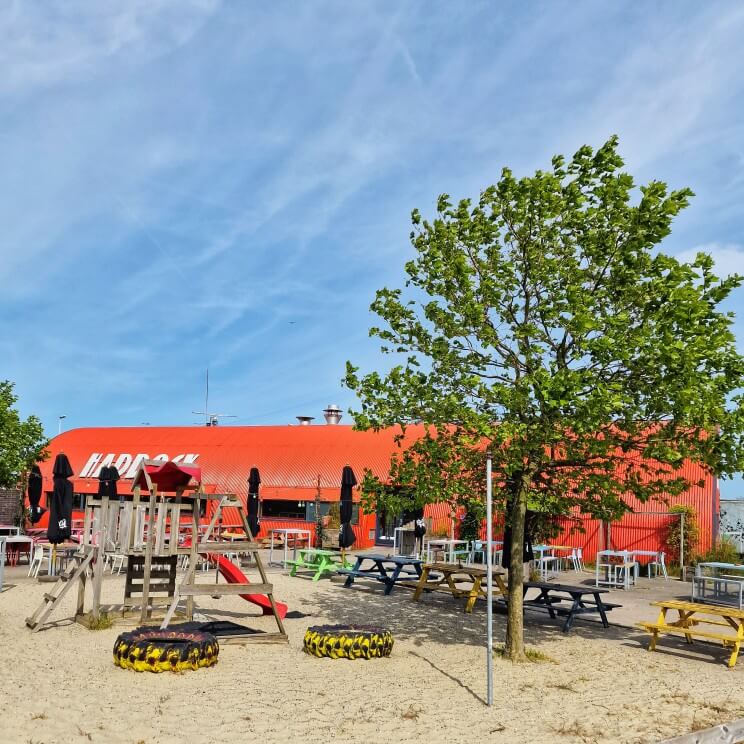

{"left": 41, "top": 424, "right": 426, "bottom": 500}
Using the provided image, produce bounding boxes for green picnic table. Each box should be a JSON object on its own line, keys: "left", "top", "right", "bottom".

{"left": 285, "top": 548, "right": 351, "bottom": 581}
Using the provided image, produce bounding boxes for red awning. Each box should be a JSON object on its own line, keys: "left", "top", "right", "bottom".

{"left": 132, "top": 460, "right": 202, "bottom": 493}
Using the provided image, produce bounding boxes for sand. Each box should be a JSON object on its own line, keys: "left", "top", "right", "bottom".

{"left": 1, "top": 560, "right": 743, "bottom": 744}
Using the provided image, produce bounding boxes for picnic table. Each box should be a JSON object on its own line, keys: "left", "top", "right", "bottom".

{"left": 499, "top": 581, "right": 620, "bottom": 632}
{"left": 285, "top": 548, "right": 350, "bottom": 581}
{"left": 638, "top": 599, "right": 744, "bottom": 667}
{"left": 1, "top": 535, "right": 34, "bottom": 566}
{"left": 412, "top": 562, "right": 507, "bottom": 613}
{"left": 338, "top": 553, "right": 424, "bottom": 595}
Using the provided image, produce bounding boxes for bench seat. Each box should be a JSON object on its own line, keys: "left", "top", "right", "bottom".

{"left": 638, "top": 621, "right": 740, "bottom": 644}
{"left": 523, "top": 598, "right": 621, "bottom": 612}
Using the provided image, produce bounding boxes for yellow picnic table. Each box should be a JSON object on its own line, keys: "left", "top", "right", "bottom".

{"left": 638, "top": 599, "right": 744, "bottom": 667}
{"left": 412, "top": 561, "right": 507, "bottom": 613}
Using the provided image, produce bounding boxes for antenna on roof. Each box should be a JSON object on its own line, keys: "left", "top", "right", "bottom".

{"left": 192, "top": 369, "right": 237, "bottom": 426}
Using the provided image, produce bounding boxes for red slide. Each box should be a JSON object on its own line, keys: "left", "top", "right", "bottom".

{"left": 212, "top": 555, "right": 288, "bottom": 618}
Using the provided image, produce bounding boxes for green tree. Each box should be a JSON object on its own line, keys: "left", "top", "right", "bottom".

{"left": 0, "top": 381, "right": 48, "bottom": 520}
{"left": 345, "top": 137, "right": 744, "bottom": 660}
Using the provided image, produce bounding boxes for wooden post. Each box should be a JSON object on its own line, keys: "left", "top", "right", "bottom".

{"left": 129, "top": 485, "right": 141, "bottom": 553}
{"left": 187, "top": 493, "right": 200, "bottom": 620}
{"left": 139, "top": 485, "right": 158, "bottom": 624}
{"left": 91, "top": 493, "right": 110, "bottom": 623}
{"left": 170, "top": 499, "right": 181, "bottom": 556}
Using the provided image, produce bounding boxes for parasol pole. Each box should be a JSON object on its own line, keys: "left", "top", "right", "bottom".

{"left": 486, "top": 450, "right": 493, "bottom": 707}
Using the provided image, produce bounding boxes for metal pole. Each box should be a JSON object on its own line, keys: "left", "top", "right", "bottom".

{"left": 486, "top": 452, "right": 493, "bottom": 707}
{"left": 680, "top": 513, "right": 685, "bottom": 580}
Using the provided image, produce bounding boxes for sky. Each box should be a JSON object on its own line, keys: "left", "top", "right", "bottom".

{"left": 3, "top": 1, "right": 744, "bottom": 495}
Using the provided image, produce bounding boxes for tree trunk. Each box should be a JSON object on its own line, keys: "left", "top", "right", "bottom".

{"left": 505, "top": 483, "right": 528, "bottom": 661}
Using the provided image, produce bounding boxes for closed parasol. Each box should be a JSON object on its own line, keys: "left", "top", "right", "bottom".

{"left": 47, "top": 454, "right": 73, "bottom": 544}
{"left": 98, "top": 465, "right": 120, "bottom": 499}
{"left": 27, "top": 464, "right": 45, "bottom": 524}
{"left": 247, "top": 467, "right": 261, "bottom": 538}
{"left": 338, "top": 465, "right": 357, "bottom": 553}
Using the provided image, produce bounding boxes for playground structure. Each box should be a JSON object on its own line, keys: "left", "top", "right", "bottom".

{"left": 26, "top": 460, "right": 287, "bottom": 643}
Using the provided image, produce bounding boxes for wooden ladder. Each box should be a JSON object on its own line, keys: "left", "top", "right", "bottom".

{"left": 161, "top": 494, "right": 287, "bottom": 642}
{"left": 25, "top": 548, "right": 95, "bottom": 632}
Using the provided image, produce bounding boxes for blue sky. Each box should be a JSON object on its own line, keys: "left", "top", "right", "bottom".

{"left": 3, "top": 2, "right": 744, "bottom": 495}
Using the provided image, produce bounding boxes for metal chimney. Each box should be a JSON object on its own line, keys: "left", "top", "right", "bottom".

{"left": 323, "top": 404, "right": 342, "bottom": 425}
{"left": 296, "top": 416, "right": 314, "bottom": 426}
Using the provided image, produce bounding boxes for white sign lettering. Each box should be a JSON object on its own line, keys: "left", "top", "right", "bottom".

{"left": 79, "top": 452, "right": 200, "bottom": 478}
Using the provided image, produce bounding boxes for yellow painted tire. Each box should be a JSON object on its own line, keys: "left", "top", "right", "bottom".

{"left": 303, "top": 625, "right": 393, "bottom": 660}
{"left": 113, "top": 627, "right": 219, "bottom": 673}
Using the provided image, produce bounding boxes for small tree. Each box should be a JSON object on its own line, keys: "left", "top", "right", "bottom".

{"left": 346, "top": 137, "right": 744, "bottom": 660}
{"left": 0, "top": 381, "right": 48, "bottom": 527}
{"left": 314, "top": 476, "right": 325, "bottom": 548}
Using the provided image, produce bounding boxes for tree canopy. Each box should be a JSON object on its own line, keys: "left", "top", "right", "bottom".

{"left": 345, "top": 136, "right": 744, "bottom": 657}
{"left": 0, "top": 380, "right": 48, "bottom": 489}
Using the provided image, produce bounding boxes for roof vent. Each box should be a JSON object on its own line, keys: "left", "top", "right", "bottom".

{"left": 323, "top": 404, "right": 342, "bottom": 425}
{"left": 296, "top": 416, "right": 314, "bottom": 426}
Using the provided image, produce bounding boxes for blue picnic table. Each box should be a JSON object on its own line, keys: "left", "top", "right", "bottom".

{"left": 338, "top": 553, "right": 424, "bottom": 595}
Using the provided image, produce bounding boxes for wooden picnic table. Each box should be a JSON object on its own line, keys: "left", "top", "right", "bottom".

{"left": 638, "top": 599, "right": 744, "bottom": 667}
{"left": 412, "top": 562, "right": 507, "bottom": 613}
{"left": 499, "top": 581, "right": 620, "bottom": 632}
{"left": 285, "top": 548, "right": 349, "bottom": 581}
{"left": 338, "top": 553, "right": 424, "bottom": 595}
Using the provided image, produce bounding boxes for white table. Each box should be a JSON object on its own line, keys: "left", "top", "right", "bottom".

{"left": 0, "top": 525, "right": 20, "bottom": 537}
{"left": 268, "top": 528, "right": 312, "bottom": 567}
{"left": 425, "top": 538, "right": 469, "bottom": 563}
{"left": 1, "top": 535, "right": 33, "bottom": 566}
{"left": 693, "top": 562, "right": 744, "bottom": 608}
{"left": 595, "top": 549, "right": 638, "bottom": 590}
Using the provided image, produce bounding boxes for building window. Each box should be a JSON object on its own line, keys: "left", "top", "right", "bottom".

{"left": 305, "top": 501, "right": 359, "bottom": 525}
{"left": 261, "top": 499, "right": 307, "bottom": 520}
{"left": 45, "top": 492, "right": 87, "bottom": 510}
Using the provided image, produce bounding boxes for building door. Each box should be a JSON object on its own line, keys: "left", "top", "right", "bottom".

{"left": 374, "top": 507, "right": 398, "bottom": 547}
{"left": 374, "top": 505, "right": 422, "bottom": 547}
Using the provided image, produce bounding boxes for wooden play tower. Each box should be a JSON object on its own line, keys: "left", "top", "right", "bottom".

{"left": 26, "top": 460, "right": 286, "bottom": 643}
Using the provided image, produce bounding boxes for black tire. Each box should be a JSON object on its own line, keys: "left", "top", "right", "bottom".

{"left": 113, "top": 626, "right": 219, "bottom": 673}
{"left": 303, "top": 624, "right": 393, "bottom": 659}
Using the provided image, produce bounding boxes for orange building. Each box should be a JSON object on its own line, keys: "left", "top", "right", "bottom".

{"left": 35, "top": 421, "right": 719, "bottom": 557}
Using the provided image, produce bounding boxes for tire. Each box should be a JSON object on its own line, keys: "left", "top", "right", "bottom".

{"left": 113, "top": 626, "right": 219, "bottom": 673}
{"left": 303, "top": 624, "right": 393, "bottom": 660}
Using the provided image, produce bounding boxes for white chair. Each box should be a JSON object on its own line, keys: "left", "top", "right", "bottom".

{"left": 470, "top": 540, "right": 485, "bottom": 564}
{"left": 576, "top": 548, "right": 586, "bottom": 572}
{"left": 648, "top": 551, "right": 668, "bottom": 579}
{"left": 104, "top": 539, "right": 125, "bottom": 575}
{"left": 106, "top": 553, "right": 125, "bottom": 575}
{"left": 28, "top": 544, "right": 48, "bottom": 578}
{"left": 568, "top": 548, "right": 585, "bottom": 573}
{"left": 614, "top": 553, "right": 639, "bottom": 590}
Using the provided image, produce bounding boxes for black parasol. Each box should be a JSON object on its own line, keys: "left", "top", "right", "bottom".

{"left": 97, "top": 465, "right": 120, "bottom": 499}
{"left": 338, "top": 465, "right": 357, "bottom": 550}
{"left": 27, "top": 464, "right": 45, "bottom": 524}
{"left": 47, "top": 453, "right": 74, "bottom": 544}
{"left": 247, "top": 467, "right": 261, "bottom": 538}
